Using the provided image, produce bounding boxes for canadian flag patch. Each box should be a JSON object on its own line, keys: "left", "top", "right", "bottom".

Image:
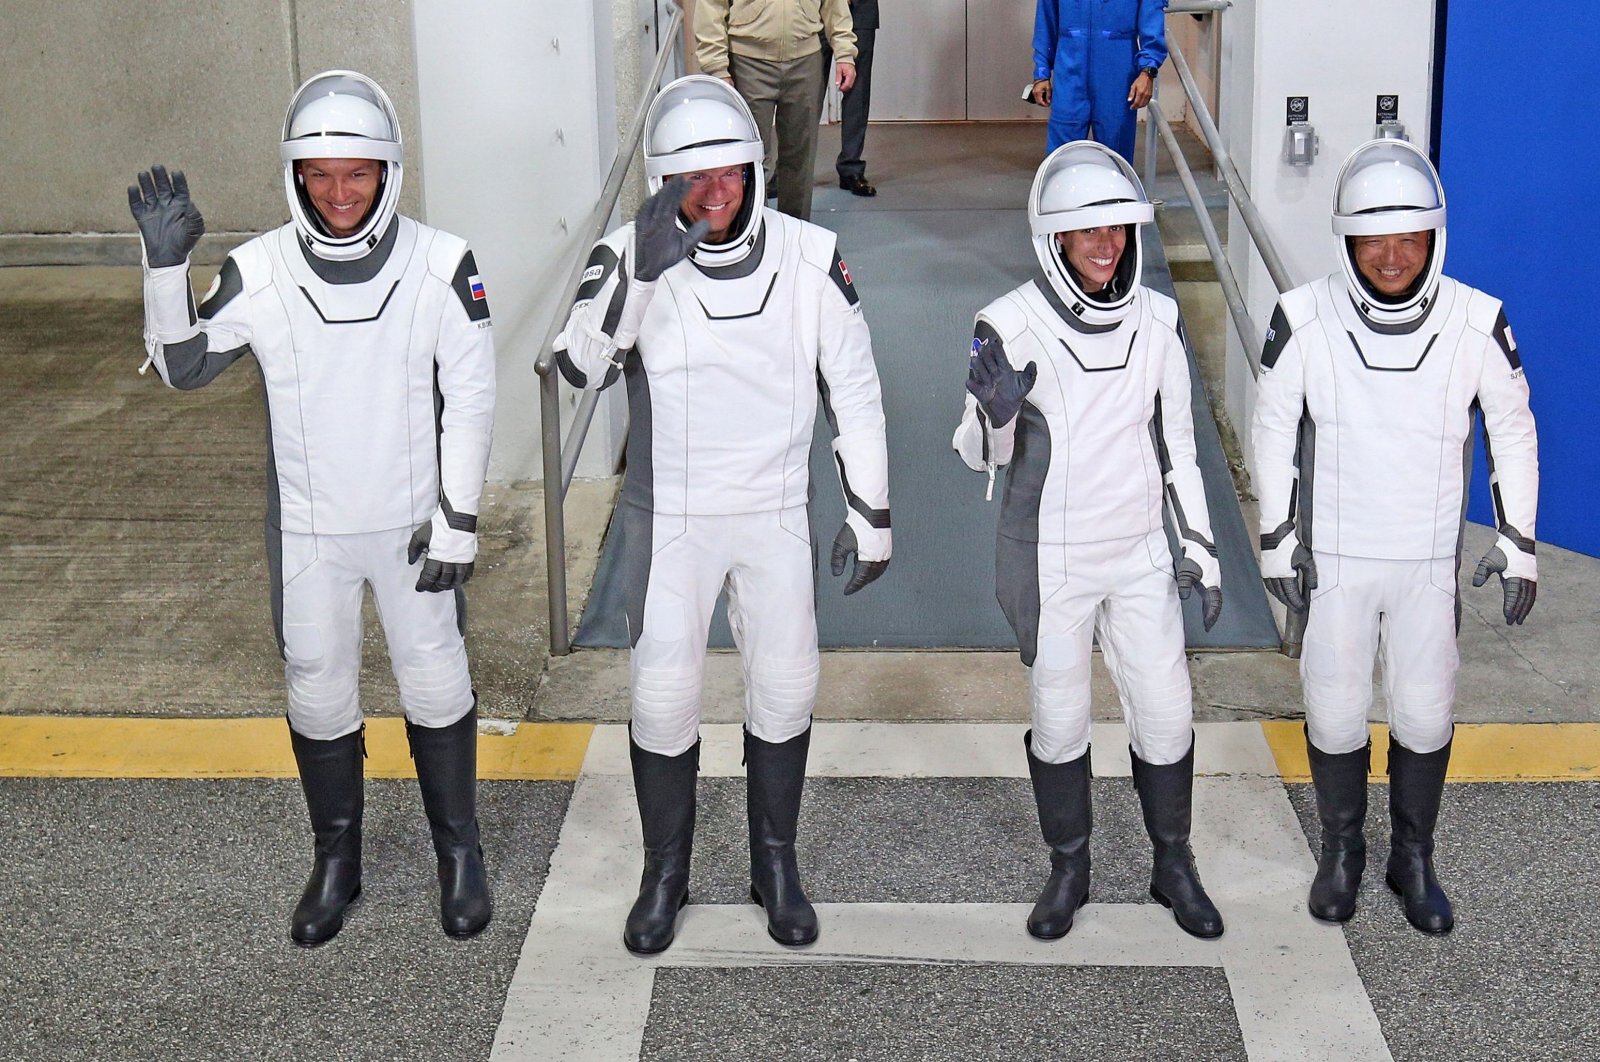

{"left": 838, "top": 259, "right": 852, "bottom": 286}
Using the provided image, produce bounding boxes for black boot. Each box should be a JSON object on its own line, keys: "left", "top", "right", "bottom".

{"left": 288, "top": 726, "right": 365, "bottom": 947}
{"left": 1306, "top": 732, "right": 1370, "bottom": 923}
{"left": 407, "top": 708, "right": 493, "bottom": 939}
{"left": 1130, "top": 737, "right": 1224, "bottom": 939}
{"left": 1024, "top": 731, "right": 1092, "bottom": 940}
{"left": 1385, "top": 734, "right": 1454, "bottom": 935}
{"left": 745, "top": 726, "right": 819, "bottom": 946}
{"left": 624, "top": 735, "right": 699, "bottom": 955}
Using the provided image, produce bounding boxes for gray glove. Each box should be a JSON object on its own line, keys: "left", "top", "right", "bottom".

{"left": 1262, "top": 543, "right": 1317, "bottom": 612}
{"left": 1471, "top": 546, "right": 1537, "bottom": 625}
{"left": 966, "top": 334, "right": 1036, "bottom": 428}
{"left": 633, "top": 177, "right": 711, "bottom": 282}
{"left": 831, "top": 523, "right": 889, "bottom": 596}
{"left": 1176, "top": 558, "right": 1223, "bottom": 632}
{"left": 408, "top": 522, "right": 475, "bottom": 593}
{"left": 127, "top": 164, "right": 205, "bottom": 268}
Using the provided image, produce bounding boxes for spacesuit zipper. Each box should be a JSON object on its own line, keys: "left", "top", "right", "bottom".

{"left": 978, "top": 406, "right": 997, "bottom": 502}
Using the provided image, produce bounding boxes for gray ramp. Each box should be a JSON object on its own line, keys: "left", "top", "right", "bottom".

{"left": 576, "top": 129, "right": 1277, "bottom": 650}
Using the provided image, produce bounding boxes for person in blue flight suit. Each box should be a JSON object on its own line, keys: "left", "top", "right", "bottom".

{"left": 1030, "top": 0, "right": 1168, "bottom": 161}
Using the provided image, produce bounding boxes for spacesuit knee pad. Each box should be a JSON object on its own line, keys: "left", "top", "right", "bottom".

{"left": 1388, "top": 689, "right": 1455, "bottom": 756}
{"left": 630, "top": 663, "right": 703, "bottom": 757}
{"left": 1303, "top": 664, "right": 1374, "bottom": 755}
{"left": 284, "top": 662, "right": 361, "bottom": 741}
{"left": 395, "top": 645, "right": 474, "bottom": 729}
{"left": 745, "top": 654, "right": 820, "bottom": 745}
{"left": 1027, "top": 665, "right": 1093, "bottom": 764}
{"left": 1123, "top": 674, "right": 1194, "bottom": 766}
{"left": 1304, "top": 700, "right": 1373, "bottom": 758}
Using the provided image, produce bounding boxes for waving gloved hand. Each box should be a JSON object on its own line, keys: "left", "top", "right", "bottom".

{"left": 965, "top": 334, "right": 1036, "bottom": 429}
{"left": 1260, "top": 528, "right": 1317, "bottom": 612}
{"left": 1176, "top": 556, "right": 1224, "bottom": 632}
{"left": 1471, "top": 542, "right": 1538, "bottom": 625}
{"left": 127, "top": 164, "right": 205, "bottom": 268}
{"left": 633, "top": 177, "right": 711, "bottom": 282}
{"left": 408, "top": 514, "right": 477, "bottom": 593}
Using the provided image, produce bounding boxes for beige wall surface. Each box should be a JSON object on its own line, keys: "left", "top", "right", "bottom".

{"left": 0, "top": 0, "right": 421, "bottom": 258}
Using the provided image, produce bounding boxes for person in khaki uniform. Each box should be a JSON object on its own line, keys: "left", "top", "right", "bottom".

{"left": 695, "top": 0, "right": 857, "bottom": 220}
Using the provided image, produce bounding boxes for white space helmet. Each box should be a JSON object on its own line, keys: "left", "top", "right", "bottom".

{"left": 1331, "top": 138, "right": 1447, "bottom": 325}
{"left": 280, "top": 70, "right": 404, "bottom": 262}
{"left": 643, "top": 75, "right": 766, "bottom": 267}
{"left": 1029, "top": 141, "right": 1154, "bottom": 326}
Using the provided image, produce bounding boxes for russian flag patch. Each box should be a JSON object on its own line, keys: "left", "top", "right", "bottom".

{"left": 469, "top": 274, "right": 487, "bottom": 301}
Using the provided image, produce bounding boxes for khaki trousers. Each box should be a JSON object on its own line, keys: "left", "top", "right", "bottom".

{"left": 730, "top": 50, "right": 824, "bottom": 220}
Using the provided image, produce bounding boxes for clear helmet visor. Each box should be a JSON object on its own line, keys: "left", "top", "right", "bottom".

{"left": 1331, "top": 139, "right": 1447, "bottom": 324}
{"left": 1028, "top": 141, "right": 1153, "bottom": 325}
{"left": 643, "top": 75, "right": 766, "bottom": 266}
{"left": 279, "top": 70, "right": 405, "bottom": 261}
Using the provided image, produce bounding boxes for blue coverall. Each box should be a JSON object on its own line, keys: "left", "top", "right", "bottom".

{"left": 1033, "top": 0, "right": 1169, "bottom": 161}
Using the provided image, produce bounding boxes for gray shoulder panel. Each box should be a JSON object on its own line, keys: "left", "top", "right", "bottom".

{"left": 198, "top": 257, "right": 244, "bottom": 320}
{"left": 449, "top": 249, "right": 491, "bottom": 322}
{"left": 1260, "top": 304, "right": 1293, "bottom": 370}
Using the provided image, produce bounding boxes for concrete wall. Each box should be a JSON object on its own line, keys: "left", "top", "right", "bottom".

{"left": 1220, "top": 0, "right": 1435, "bottom": 479}
{"left": 0, "top": 0, "right": 423, "bottom": 264}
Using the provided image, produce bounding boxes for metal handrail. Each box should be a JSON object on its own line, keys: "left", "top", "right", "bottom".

{"left": 1150, "top": 99, "right": 1262, "bottom": 375}
{"left": 1166, "top": 1, "right": 1231, "bottom": 12}
{"left": 1166, "top": 40, "right": 1294, "bottom": 300}
{"left": 1148, "top": 7, "right": 1308, "bottom": 654}
{"left": 535, "top": 4, "right": 684, "bottom": 656}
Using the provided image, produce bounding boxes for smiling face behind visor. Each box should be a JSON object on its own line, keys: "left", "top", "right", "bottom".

{"left": 643, "top": 76, "right": 767, "bottom": 268}
{"left": 1029, "top": 142, "right": 1154, "bottom": 327}
{"left": 280, "top": 70, "right": 404, "bottom": 262}
{"left": 675, "top": 164, "right": 751, "bottom": 245}
{"left": 1332, "top": 139, "right": 1447, "bottom": 326}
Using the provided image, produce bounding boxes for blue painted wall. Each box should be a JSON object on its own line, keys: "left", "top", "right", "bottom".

{"left": 1439, "top": 0, "right": 1600, "bottom": 556}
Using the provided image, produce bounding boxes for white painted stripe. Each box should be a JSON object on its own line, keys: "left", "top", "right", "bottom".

{"left": 1193, "top": 731, "right": 1393, "bottom": 1061}
{"left": 498, "top": 722, "right": 1390, "bottom": 1061}
{"left": 581, "top": 721, "right": 1284, "bottom": 778}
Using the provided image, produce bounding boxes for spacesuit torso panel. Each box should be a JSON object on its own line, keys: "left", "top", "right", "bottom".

{"left": 1299, "top": 275, "right": 1484, "bottom": 560}
{"left": 625, "top": 211, "right": 824, "bottom": 516}
{"left": 994, "top": 281, "right": 1165, "bottom": 544}
{"left": 233, "top": 218, "right": 457, "bottom": 534}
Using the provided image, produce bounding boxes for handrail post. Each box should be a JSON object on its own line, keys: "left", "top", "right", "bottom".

{"left": 534, "top": 5, "right": 684, "bottom": 658}
{"left": 539, "top": 362, "right": 571, "bottom": 656}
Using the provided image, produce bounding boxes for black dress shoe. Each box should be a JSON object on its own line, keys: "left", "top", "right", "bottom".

{"left": 840, "top": 175, "right": 877, "bottom": 197}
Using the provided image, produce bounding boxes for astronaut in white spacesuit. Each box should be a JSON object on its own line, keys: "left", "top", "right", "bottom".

{"left": 953, "top": 141, "right": 1224, "bottom": 942}
{"left": 1252, "top": 139, "right": 1538, "bottom": 935}
{"left": 127, "top": 70, "right": 497, "bottom": 946}
{"left": 556, "top": 75, "right": 890, "bottom": 956}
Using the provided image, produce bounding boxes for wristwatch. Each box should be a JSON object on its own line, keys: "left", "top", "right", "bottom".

{"left": 1139, "top": 65, "right": 1159, "bottom": 79}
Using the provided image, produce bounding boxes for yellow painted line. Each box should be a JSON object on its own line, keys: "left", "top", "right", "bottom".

{"left": 0, "top": 717, "right": 591, "bottom": 781}
{"left": 1261, "top": 721, "right": 1600, "bottom": 783}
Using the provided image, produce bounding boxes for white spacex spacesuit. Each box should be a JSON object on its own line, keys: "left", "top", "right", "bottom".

{"left": 554, "top": 76, "right": 889, "bottom": 955}
{"left": 1252, "top": 140, "right": 1538, "bottom": 759}
{"left": 952, "top": 148, "right": 1217, "bottom": 771}
{"left": 137, "top": 76, "right": 494, "bottom": 742}
{"left": 1252, "top": 138, "right": 1538, "bottom": 934}
{"left": 129, "top": 70, "right": 496, "bottom": 945}
{"left": 555, "top": 84, "right": 889, "bottom": 760}
{"left": 955, "top": 141, "right": 1223, "bottom": 943}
